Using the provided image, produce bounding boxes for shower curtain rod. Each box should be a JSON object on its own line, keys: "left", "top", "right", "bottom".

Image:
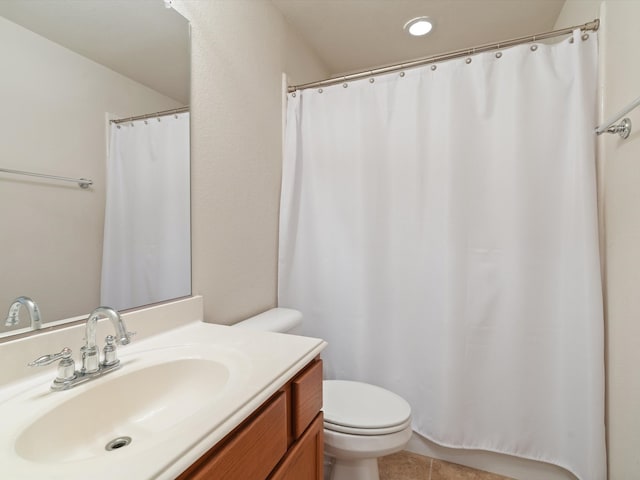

{"left": 110, "top": 105, "right": 189, "bottom": 125}
{"left": 287, "top": 19, "right": 600, "bottom": 93}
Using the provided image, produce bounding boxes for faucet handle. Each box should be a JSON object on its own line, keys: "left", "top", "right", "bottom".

{"left": 29, "top": 347, "right": 77, "bottom": 383}
{"left": 28, "top": 347, "right": 73, "bottom": 367}
{"left": 102, "top": 335, "right": 118, "bottom": 367}
{"left": 119, "top": 331, "right": 136, "bottom": 345}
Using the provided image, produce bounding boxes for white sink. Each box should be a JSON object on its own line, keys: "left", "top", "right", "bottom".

{"left": 16, "top": 356, "right": 231, "bottom": 463}
{"left": 0, "top": 321, "right": 326, "bottom": 480}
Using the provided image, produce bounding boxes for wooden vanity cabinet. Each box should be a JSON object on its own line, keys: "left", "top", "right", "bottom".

{"left": 269, "top": 414, "right": 323, "bottom": 480}
{"left": 177, "top": 359, "right": 323, "bottom": 480}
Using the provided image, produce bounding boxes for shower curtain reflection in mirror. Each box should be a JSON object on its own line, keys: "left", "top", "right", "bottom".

{"left": 101, "top": 113, "right": 190, "bottom": 311}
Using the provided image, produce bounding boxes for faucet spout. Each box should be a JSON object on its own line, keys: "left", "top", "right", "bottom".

{"left": 5, "top": 296, "right": 42, "bottom": 330}
{"left": 85, "top": 306, "right": 131, "bottom": 350}
{"left": 81, "top": 306, "right": 131, "bottom": 374}
{"left": 30, "top": 305, "right": 134, "bottom": 390}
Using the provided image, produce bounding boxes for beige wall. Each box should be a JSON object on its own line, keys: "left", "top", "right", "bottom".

{"left": 600, "top": 2, "right": 640, "bottom": 477}
{"left": 0, "top": 16, "right": 181, "bottom": 331}
{"left": 173, "top": 0, "right": 328, "bottom": 325}
{"left": 556, "top": 1, "right": 640, "bottom": 478}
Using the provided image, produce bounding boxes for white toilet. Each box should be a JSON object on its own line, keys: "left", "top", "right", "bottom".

{"left": 234, "top": 308, "right": 413, "bottom": 480}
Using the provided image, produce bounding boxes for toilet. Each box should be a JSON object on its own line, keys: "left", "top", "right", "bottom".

{"left": 234, "top": 308, "right": 413, "bottom": 480}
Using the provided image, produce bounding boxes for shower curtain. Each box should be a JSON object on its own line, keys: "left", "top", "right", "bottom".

{"left": 279, "top": 31, "right": 604, "bottom": 479}
{"left": 101, "top": 112, "right": 190, "bottom": 311}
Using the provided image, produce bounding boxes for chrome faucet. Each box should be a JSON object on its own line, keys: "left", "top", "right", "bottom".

{"left": 81, "top": 307, "right": 132, "bottom": 374}
{"left": 28, "top": 306, "right": 133, "bottom": 391}
{"left": 5, "top": 296, "right": 42, "bottom": 330}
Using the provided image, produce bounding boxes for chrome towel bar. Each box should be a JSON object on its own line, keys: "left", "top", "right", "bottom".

{"left": 0, "top": 167, "right": 92, "bottom": 189}
{"left": 596, "top": 95, "right": 640, "bottom": 139}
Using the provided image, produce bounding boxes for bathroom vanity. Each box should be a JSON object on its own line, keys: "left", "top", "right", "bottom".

{"left": 177, "top": 358, "right": 323, "bottom": 479}
{"left": 0, "top": 297, "right": 327, "bottom": 479}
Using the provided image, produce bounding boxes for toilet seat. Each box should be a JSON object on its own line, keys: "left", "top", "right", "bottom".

{"left": 324, "top": 417, "right": 412, "bottom": 436}
{"left": 323, "top": 380, "right": 412, "bottom": 436}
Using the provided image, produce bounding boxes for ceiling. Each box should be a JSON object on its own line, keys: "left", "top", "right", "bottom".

{"left": 0, "top": 0, "right": 189, "bottom": 104}
{"left": 0, "top": 1, "right": 568, "bottom": 101}
{"left": 272, "top": 0, "right": 567, "bottom": 76}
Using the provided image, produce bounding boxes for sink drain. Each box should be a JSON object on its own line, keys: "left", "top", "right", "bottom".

{"left": 105, "top": 436, "right": 132, "bottom": 451}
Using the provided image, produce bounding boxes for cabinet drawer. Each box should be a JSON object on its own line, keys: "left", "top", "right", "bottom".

{"left": 291, "top": 359, "right": 323, "bottom": 439}
{"left": 179, "top": 392, "right": 287, "bottom": 480}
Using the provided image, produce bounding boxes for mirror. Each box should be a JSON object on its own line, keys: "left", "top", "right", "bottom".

{"left": 0, "top": 0, "right": 190, "bottom": 338}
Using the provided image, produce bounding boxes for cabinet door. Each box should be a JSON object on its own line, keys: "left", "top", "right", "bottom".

{"left": 291, "top": 359, "right": 323, "bottom": 439}
{"left": 178, "top": 392, "right": 287, "bottom": 480}
{"left": 269, "top": 413, "right": 324, "bottom": 480}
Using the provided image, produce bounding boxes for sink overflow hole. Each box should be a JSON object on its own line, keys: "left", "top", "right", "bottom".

{"left": 105, "top": 436, "right": 132, "bottom": 451}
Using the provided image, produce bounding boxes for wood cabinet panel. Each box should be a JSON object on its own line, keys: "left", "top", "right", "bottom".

{"left": 178, "top": 392, "right": 287, "bottom": 480}
{"left": 291, "top": 359, "right": 323, "bottom": 439}
{"left": 269, "top": 413, "right": 324, "bottom": 480}
{"left": 177, "top": 358, "right": 323, "bottom": 480}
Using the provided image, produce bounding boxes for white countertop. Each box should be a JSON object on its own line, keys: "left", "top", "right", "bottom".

{"left": 0, "top": 316, "right": 326, "bottom": 479}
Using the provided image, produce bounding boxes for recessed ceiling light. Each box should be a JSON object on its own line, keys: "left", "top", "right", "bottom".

{"left": 404, "top": 17, "right": 433, "bottom": 37}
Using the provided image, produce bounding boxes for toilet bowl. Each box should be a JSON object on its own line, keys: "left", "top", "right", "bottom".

{"left": 323, "top": 380, "right": 412, "bottom": 480}
{"left": 233, "top": 308, "right": 413, "bottom": 480}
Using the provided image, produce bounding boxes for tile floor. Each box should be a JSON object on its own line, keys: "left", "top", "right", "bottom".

{"left": 378, "top": 451, "right": 515, "bottom": 480}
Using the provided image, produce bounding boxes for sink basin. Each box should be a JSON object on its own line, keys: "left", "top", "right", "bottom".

{"left": 0, "top": 320, "right": 325, "bottom": 480}
{"left": 15, "top": 357, "right": 230, "bottom": 463}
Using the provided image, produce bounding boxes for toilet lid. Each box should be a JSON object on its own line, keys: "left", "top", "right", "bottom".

{"left": 323, "top": 380, "right": 411, "bottom": 433}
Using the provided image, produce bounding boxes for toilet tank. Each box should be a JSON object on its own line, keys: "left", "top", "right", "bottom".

{"left": 232, "top": 307, "right": 303, "bottom": 334}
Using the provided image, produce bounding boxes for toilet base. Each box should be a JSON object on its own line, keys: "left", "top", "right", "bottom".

{"left": 329, "top": 457, "right": 379, "bottom": 480}
{"left": 324, "top": 423, "right": 413, "bottom": 480}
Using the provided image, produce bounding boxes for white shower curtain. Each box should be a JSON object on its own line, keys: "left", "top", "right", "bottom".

{"left": 101, "top": 112, "right": 190, "bottom": 311}
{"left": 279, "top": 31, "right": 604, "bottom": 479}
